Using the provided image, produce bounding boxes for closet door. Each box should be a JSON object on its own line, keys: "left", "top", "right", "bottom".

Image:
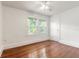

{"left": 50, "top": 15, "right": 60, "bottom": 41}
{"left": 0, "top": 1, "right": 3, "bottom": 57}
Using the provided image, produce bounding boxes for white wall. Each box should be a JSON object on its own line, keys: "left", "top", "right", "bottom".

{"left": 50, "top": 6, "right": 79, "bottom": 48}
{"left": 0, "top": 2, "right": 3, "bottom": 56}
{"left": 3, "top": 5, "right": 50, "bottom": 49}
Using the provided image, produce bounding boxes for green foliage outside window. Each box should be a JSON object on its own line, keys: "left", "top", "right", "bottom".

{"left": 28, "top": 17, "right": 47, "bottom": 34}
{"left": 28, "top": 17, "right": 37, "bottom": 34}
{"left": 39, "top": 19, "right": 47, "bottom": 33}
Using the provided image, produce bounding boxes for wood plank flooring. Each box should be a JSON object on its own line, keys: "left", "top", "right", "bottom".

{"left": 2, "top": 40, "right": 79, "bottom": 58}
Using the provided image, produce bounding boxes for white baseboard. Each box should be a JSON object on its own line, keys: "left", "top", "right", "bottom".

{"left": 3, "top": 38, "right": 49, "bottom": 50}
{"left": 58, "top": 40, "right": 79, "bottom": 48}
{"left": 50, "top": 38, "right": 79, "bottom": 48}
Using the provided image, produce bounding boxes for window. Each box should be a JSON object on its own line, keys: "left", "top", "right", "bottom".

{"left": 27, "top": 17, "right": 37, "bottom": 34}
{"left": 27, "top": 17, "right": 47, "bottom": 35}
{"left": 39, "top": 19, "right": 47, "bottom": 33}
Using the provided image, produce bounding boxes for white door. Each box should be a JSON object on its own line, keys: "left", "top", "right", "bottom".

{"left": 50, "top": 15, "right": 60, "bottom": 41}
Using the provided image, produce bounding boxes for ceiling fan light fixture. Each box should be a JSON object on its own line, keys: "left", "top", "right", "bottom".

{"left": 40, "top": 4, "right": 49, "bottom": 10}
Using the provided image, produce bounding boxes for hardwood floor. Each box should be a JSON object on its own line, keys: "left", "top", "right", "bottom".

{"left": 2, "top": 40, "right": 79, "bottom": 58}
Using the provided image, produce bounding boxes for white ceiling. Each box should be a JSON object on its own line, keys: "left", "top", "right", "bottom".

{"left": 2, "top": 1, "right": 79, "bottom": 16}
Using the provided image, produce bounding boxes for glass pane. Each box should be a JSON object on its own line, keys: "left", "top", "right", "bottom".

{"left": 39, "top": 19, "right": 47, "bottom": 33}
{"left": 28, "top": 17, "right": 37, "bottom": 34}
